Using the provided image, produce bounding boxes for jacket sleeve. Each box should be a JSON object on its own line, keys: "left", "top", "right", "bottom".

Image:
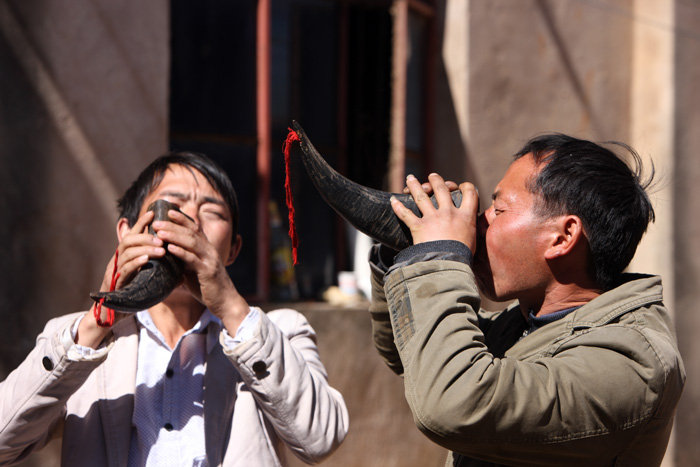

{"left": 368, "top": 240, "right": 472, "bottom": 376}
{"left": 368, "top": 247, "right": 404, "bottom": 375}
{"left": 0, "top": 312, "right": 109, "bottom": 465}
{"left": 221, "top": 309, "right": 349, "bottom": 464}
{"left": 384, "top": 260, "right": 681, "bottom": 466}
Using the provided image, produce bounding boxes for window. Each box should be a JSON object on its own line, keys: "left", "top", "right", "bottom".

{"left": 170, "top": 0, "right": 434, "bottom": 301}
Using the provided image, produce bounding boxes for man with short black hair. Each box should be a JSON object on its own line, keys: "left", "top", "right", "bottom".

{"left": 370, "top": 134, "right": 684, "bottom": 466}
{"left": 0, "top": 152, "right": 348, "bottom": 466}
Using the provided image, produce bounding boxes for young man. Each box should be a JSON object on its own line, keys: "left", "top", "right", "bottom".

{"left": 370, "top": 134, "right": 685, "bottom": 466}
{"left": 0, "top": 152, "right": 348, "bottom": 466}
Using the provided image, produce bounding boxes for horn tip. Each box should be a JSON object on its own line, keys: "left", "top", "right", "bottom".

{"left": 291, "top": 120, "right": 305, "bottom": 136}
{"left": 90, "top": 292, "right": 104, "bottom": 302}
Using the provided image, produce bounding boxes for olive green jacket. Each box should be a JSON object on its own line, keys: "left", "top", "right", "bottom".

{"left": 369, "top": 259, "right": 685, "bottom": 466}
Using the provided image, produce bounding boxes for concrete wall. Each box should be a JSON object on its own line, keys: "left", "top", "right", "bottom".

{"left": 672, "top": 1, "right": 700, "bottom": 465}
{"left": 0, "top": 2, "right": 168, "bottom": 464}
{"left": 0, "top": 0, "right": 168, "bottom": 373}
{"left": 437, "top": 0, "right": 634, "bottom": 197}
{"left": 434, "top": 1, "right": 698, "bottom": 465}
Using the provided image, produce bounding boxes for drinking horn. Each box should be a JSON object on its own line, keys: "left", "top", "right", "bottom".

{"left": 90, "top": 199, "right": 188, "bottom": 312}
{"left": 291, "top": 120, "right": 462, "bottom": 251}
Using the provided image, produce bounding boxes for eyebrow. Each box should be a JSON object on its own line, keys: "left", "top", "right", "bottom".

{"left": 203, "top": 196, "right": 226, "bottom": 207}
{"left": 159, "top": 191, "right": 226, "bottom": 207}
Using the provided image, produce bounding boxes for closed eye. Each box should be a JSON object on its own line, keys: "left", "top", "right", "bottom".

{"left": 202, "top": 209, "right": 228, "bottom": 220}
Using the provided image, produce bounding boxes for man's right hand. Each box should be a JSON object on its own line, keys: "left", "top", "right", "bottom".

{"left": 391, "top": 173, "right": 480, "bottom": 253}
{"left": 76, "top": 210, "right": 166, "bottom": 348}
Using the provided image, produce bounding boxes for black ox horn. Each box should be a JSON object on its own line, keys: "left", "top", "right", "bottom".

{"left": 291, "top": 120, "right": 462, "bottom": 252}
{"left": 90, "top": 199, "right": 189, "bottom": 312}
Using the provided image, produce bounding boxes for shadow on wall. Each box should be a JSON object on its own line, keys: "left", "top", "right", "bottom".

{"left": 432, "top": 0, "right": 483, "bottom": 204}
{"left": 0, "top": 31, "right": 53, "bottom": 376}
{"left": 0, "top": 7, "right": 116, "bottom": 379}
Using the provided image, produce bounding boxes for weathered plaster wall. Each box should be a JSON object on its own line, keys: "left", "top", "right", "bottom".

{"left": 0, "top": 2, "right": 168, "bottom": 464}
{"left": 672, "top": 2, "right": 700, "bottom": 465}
{"left": 433, "top": 0, "right": 697, "bottom": 465}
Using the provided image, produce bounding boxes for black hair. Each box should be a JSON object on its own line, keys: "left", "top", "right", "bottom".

{"left": 515, "top": 134, "right": 655, "bottom": 290}
{"left": 117, "top": 152, "right": 239, "bottom": 238}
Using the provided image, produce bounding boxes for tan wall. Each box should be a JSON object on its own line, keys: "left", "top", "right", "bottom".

{"left": 434, "top": 1, "right": 698, "bottom": 465}
{"left": 0, "top": 1, "right": 167, "bottom": 465}
{"left": 0, "top": 0, "right": 168, "bottom": 415}
{"left": 672, "top": 2, "right": 700, "bottom": 465}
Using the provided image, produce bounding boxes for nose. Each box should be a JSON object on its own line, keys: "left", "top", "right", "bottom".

{"left": 179, "top": 204, "right": 200, "bottom": 227}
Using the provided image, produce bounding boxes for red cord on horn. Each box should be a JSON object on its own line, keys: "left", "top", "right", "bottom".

{"left": 93, "top": 248, "right": 120, "bottom": 327}
{"left": 283, "top": 128, "right": 300, "bottom": 265}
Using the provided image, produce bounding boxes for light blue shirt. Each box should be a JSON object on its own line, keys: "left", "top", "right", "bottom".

{"left": 69, "top": 307, "right": 261, "bottom": 467}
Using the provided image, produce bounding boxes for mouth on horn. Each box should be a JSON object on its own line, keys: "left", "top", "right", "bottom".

{"left": 89, "top": 199, "right": 187, "bottom": 312}
{"left": 291, "top": 120, "right": 462, "bottom": 251}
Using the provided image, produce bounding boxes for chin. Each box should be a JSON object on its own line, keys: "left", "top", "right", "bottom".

{"left": 476, "top": 277, "right": 498, "bottom": 301}
{"left": 473, "top": 257, "right": 497, "bottom": 300}
{"left": 163, "top": 285, "right": 198, "bottom": 305}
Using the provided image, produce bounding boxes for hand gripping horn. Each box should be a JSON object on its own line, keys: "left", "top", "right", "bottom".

{"left": 90, "top": 199, "right": 189, "bottom": 312}
{"left": 291, "top": 120, "right": 462, "bottom": 251}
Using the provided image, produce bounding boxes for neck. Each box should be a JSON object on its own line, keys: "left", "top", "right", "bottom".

{"left": 519, "top": 282, "right": 600, "bottom": 319}
{"left": 148, "top": 295, "right": 205, "bottom": 349}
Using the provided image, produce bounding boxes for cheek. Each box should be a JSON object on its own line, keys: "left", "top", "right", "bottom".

{"left": 484, "top": 225, "right": 508, "bottom": 261}
{"left": 484, "top": 221, "right": 529, "bottom": 267}
{"left": 203, "top": 222, "right": 233, "bottom": 252}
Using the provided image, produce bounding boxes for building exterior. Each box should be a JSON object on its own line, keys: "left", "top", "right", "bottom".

{"left": 1, "top": 1, "right": 698, "bottom": 465}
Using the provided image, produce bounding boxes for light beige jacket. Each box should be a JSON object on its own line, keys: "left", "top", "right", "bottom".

{"left": 0, "top": 308, "right": 348, "bottom": 466}
{"left": 371, "top": 259, "right": 685, "bottom": 466}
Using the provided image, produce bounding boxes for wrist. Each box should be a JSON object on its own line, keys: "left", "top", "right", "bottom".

{"left": 75, "top": 307, "right": 113, "bottom": 348}
{"left": 217, "top": 292, "right": 250, "bottom": 336}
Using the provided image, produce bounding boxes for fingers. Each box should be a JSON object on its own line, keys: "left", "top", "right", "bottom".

{"left": 390, "top": 195, "right": 417, "bottom": 224}
{"left": 150, "top": 210, "right": 217, "bottom": 273}
{"left": 445, "top": 180, "right": 459, "bottom": 191}
{"left": 405, "top": 174, "right": 434, "bottom": 210}
{"left": 405, "top": 173, "right": 456, "bottom": 212}
{"left": 151, "top": 211, "right": 201, "bottom": 253}
{"left": 106, "top": 210, "right": 165, "bottom": 291}
{"left": 105, "top": 237, "right": 165, "bottom": 291}
{"left": 402, "top": 179, "right": 459, "bottom": 194}
{"left": 391, "top": 173, "right": 455, "bottom": 232}
{"left": 162, "top": 209, "right": 198, "bottom": 230}
{"left": 428, "top": 173, "right": 455, "bottom": 208}
{"left": 118, "top": 226, "right": 165, "bottom": 273}
{"left": 392, "top": 173, "right": 480, "bottom": 248}
{"left": 129, "top": 210, "right": 155, "bottom": 235}
{"left": 458, "top": 181, "right": 480, "bottom": 215}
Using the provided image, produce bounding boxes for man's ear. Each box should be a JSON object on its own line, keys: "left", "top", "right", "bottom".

{"left": 225, "top": 234, "right": 243, "bottom": 266}
{"left": 116, "top": 218, "right": 132, "bottom": 242}
{"left": 544, "top": 215, "right": 585, "bottom": 260}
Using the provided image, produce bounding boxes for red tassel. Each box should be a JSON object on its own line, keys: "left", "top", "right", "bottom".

{"left": 94, "top": 248, "right": 121, "bottom": 327}
{"left": 283, "top": 128, "right": 300, "bottom": 264}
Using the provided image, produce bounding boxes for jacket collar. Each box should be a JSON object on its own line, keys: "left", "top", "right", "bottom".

{"left": 506, "top": 274, "right": 663, "bottom": 359}
{"left": 567, "top": 273, "right": 663, "bottom": 330}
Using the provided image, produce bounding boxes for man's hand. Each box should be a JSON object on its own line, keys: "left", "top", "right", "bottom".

{"left": 77, "top": 210, "right": 166, "bottom": 347}
{"left": 390, "top": 173, "right": 480, "bottom": 252}
{"left": 107, "top": 210, "right": 167, "bottom": 291}
{"left": 151, "top": 210, "right": 249, "bottom": 333}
